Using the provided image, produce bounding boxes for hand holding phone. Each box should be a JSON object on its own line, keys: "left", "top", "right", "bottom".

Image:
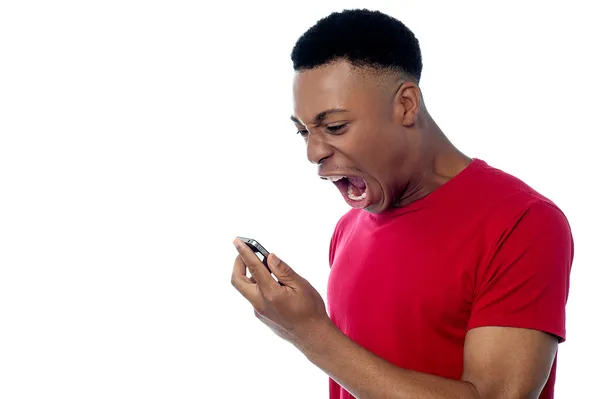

{"left": 236, "top": 236, "right": 272, "bottom": 273}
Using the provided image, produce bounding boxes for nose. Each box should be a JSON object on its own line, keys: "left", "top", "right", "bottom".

{"left": 306, "top": 131, "right": 333, "bottom": 165}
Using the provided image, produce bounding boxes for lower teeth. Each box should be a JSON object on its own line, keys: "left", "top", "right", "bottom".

{"left": 347, "top": 185, "right": 367, "bottom": 201}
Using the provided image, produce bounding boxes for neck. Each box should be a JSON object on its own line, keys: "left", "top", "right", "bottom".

{"left": 394, "top": 117, "right": 472, "bottom": 208}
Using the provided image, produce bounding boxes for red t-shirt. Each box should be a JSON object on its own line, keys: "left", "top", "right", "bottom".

{"left": 327, "top": 159, "right": 573, "bottom": 399}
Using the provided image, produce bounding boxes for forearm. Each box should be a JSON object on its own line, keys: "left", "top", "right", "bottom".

{"left": 303, "top": 321, "right": 480, "bottom": 399}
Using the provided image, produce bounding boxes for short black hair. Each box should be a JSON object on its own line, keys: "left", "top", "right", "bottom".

{"left": 291, "top": 9, "right": 423, "bottom": 82}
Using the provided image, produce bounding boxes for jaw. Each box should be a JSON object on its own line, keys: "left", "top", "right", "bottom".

{"left": 363, "top": 182, "right": 396, "bottom": 213}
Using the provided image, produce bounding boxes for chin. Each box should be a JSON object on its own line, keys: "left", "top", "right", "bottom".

{"left": 364, "top": 200, "right": 385, "bottom": 214}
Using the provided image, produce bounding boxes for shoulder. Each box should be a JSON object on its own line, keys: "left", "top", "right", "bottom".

{"left": 470, "top": 159, "right": 570, "bottom": 234}
{"left": 467, "top": 169, "right": 574, "bottom": 342}
{"left": 486, "top": 198, "right": 573, "bottom": 261}
{"left": 472, "top": 159, "right": 554, "bottom": 204}
{"left": 472, "top": 164, "right": 574, "bottom": 299}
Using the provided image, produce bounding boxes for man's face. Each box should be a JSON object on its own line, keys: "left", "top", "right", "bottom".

{"left": 292, "top": 60, "right": 417, "bottom": 213}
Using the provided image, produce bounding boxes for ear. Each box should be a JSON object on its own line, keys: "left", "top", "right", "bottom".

{"left": 393, "top": 82, "right": 421, "bottom": 127}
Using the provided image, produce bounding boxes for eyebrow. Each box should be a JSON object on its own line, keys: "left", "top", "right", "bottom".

{"left": 290, "top": 108, "right": 349, "bottom": 126}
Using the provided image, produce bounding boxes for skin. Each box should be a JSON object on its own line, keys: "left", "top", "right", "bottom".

{"left": 231, "top": 59, "right": 559, "bottom": 398}
{"left": 291, "top": 61, "right": 472, "bottom": 212}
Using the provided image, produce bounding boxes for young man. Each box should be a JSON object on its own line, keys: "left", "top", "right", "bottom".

{"left": 231, "top": 9, "right": 573, "bottom": 399}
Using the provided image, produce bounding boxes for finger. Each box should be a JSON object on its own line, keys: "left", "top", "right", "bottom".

{"left": 267, "top": 253, "right": 301, "bottom": 287}
{"left": 231, "top": 254, "right": 264, "bottom": 309}
{"left": 233, "top": 238, "right": 278, "bottom": 291}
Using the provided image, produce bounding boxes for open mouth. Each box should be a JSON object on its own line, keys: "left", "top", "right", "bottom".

{"left": 324, "top": 175, "right": 369, "bottom": 208}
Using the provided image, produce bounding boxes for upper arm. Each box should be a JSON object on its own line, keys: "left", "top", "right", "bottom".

{"left": 462, "top": 326, "right": 558, "bottom": 398}
{"left": 461, "top": 200, "right": 573, "bottom": 397}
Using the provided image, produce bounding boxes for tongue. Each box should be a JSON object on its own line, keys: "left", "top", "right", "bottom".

{"left": 347, "top": 177, "right": 366, "bottom": 189}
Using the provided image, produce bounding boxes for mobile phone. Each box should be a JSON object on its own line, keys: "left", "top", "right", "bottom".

{"left": 237, "top": 236, "right": 271, "bottom": 273}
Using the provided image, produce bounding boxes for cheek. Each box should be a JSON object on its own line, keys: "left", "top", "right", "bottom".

{"left": 335, "top": 120, "right": 399, "bottom": 173}
{"left": 360, "top": 127, "right": 400, "bottom": 171}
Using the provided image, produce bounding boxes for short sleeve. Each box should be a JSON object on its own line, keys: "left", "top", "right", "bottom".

{"left": 467, "top": 200, "right": 574, "bottom": 342}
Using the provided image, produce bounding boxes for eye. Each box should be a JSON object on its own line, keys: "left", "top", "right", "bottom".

{"left": 326, "top": 123, "right": 348, "bottom": 134}
{"left": 297, "top": 129, "right": 309, "bottom": 136}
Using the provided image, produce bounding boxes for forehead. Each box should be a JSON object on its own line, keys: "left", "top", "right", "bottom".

{"left": 292, "top": 61, "right": 373, "bottom": 124}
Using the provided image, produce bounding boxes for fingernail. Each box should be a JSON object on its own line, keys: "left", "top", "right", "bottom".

{"left": 233, "top": 238, "right": 241, "bottom": 248}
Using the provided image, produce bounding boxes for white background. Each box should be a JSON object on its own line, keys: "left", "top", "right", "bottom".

{"left": 1, "top": 1, "right": 597, "bottom": 398}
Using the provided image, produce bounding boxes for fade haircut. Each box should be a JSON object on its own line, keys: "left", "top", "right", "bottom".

{"left": 291, "top": 9, "right": 423, "bottom": 82}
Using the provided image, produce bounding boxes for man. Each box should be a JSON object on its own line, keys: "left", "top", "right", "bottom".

{"left": 231, "top": 9, "right": 573, "bottom": 399}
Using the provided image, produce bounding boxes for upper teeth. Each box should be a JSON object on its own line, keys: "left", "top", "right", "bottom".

{"left": 325, "top": 176, "right": 345, "bottom": 182}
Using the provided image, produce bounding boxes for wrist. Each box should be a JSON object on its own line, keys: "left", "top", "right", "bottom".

{"left": 297, "top": 317, "right": 341, "bottom": 360}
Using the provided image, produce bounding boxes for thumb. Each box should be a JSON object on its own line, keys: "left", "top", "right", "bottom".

{"left": 267, "top": 253, "right": 298, "bottom": 284}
